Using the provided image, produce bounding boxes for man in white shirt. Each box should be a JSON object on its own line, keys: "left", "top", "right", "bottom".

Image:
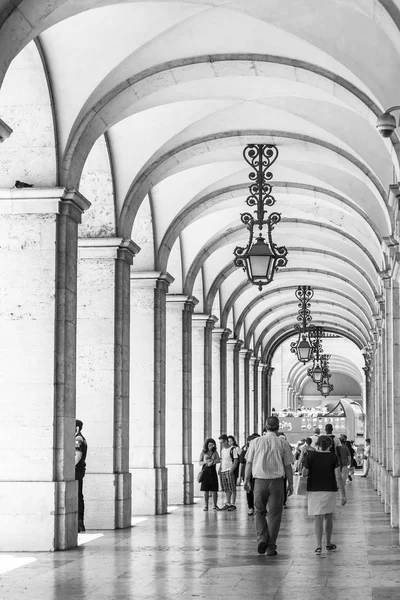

{"left": 310, "top": 427, "right": 320, "bottom": 448}
{"left": 218, "top": 434, "right": 240, "bottom": 510}
{"left": 244, "top": 416, "right": 294, "bottom": 556}
{"left": 361, "top": 438, "right": 371, "bottom": 477}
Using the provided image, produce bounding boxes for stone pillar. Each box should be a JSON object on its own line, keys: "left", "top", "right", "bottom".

{"left": 211, "top": 328, "right": 224, "bottom": 439}
{"left": 238, "top": 347, "right": 247, "bottom": 446}
{"left": 384, "top": 278, "right": 393, "bottom": 513}
{"left": 391, "top": 278, "right": 400, "bottom": 528}
{"left": 166, "top": 295, "right": 198, "bottom": 504}
{"left": 226, "top": 338, "right": 236, "bottom": 435}
{"left": 129, "top": 271, "right": 173, "bottom": 515}
{"left": 77, "top": 238, "right": 139, "bottom": 529}
{"left": 243, "top": 350, "right": 252, "bottom": 443}
{"left": 252, "top": 358, "right": 260, "bottom": 432}
{"left": 258, "top": 363, "right": 265, "bottom": 427}
{"left": 265, "top": 365, "right": 275, "bottom": 421}
{"left": 192, "top": 315, "right": 217, "bottom": 468}
{"left": 219, "top": 329, "right": 232, "bottom": 434}
{"left": 0, "top": 188, "right": 90, "bottom": 551}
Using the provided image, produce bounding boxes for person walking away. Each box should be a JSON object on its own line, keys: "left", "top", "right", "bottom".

{"left": 361, "top": 438, "right": 371, "bottom": 477}
{"left": 324, "top": 423, "right": 341, "bottom": 461}
{"left": 218, "top": 434, "right": 239, "bottom": 511}
{"left": 244, "top": 416, "right": 294, "bottom": 556}
{"left": 239, "top": 434, "right": 260, "bottom": 515}
{"left": 346, "top": 440, "right": 356, "bottom": 481}
{"left": 199, "top": 438, "right": 220, "bottom": 511}
{"left": 298, "top": 437, "right": 316, "bottom": 472}
{"left": 302, "top": 435, "right": 346, "bottom": 555}
{"left": 337, "top": 434, "right": 351, "bottom": 485}
{"left": 310, "top": 427, "right": 321, "bottom": 449}
{"left": 75, "top": 419, "right": 88, "bottom": 533}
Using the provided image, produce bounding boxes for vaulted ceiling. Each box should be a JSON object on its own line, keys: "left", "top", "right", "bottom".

{"left": 1, "top": 0, "right": 399, "bottom": 370}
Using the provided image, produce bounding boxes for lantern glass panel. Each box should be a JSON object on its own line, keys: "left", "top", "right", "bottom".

{"left": 297, "top": 336, "right": 312, "bottom": 362}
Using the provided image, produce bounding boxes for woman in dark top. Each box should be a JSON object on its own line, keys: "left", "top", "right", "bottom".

{"left": 199, "top": 438, "right": 220, "bottom": 511}
{"left": 303, "top": 435, "right": 346, "bottom": 555}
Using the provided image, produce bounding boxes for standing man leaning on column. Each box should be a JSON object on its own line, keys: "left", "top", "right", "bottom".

{"left": 75, "top": 420, "right": 88, "bottom": 533}
{"left": 244, "top": 416, "right": 294, "bottom": 556}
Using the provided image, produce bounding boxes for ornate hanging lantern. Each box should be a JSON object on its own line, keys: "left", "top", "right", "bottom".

{"left": 307, "top": 326, "right": 324, "bottom": 383}
{"left": 317, "top": 354, "right": 334, "bottom": 397}
{"left": 290, "top": 286, "right": 314, "bottom": 363}
{"left": 234, "top": 144, "right": 288, "bottom": 290}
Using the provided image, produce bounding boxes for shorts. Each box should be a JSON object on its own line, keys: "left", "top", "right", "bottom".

{"left": 220, "top": 470, "right": 236, "bottom": 492}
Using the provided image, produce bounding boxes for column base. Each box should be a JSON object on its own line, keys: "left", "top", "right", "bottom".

{"left": 390, "top": 475, "right": 399, "bottom": 528}
{"left": 0, "top": 480, "right": 78, "bottom": 551}
{"left": 384, "top": 470, "right": 391, "bottom": 514}
{"left": 85, "top": 472, "right": 131, "bottom": 530}
{"left": 184, "top": 463, "right": 194, "bottom": 505}
{"left": 167, "top": 464, "right": 185, "bottom": 505}
{"left": 131, "top": 467, "right": 167, "bottom": 516}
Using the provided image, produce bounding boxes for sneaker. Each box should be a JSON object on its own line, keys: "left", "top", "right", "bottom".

{"left": 257, "top": 541, "right": 268, "bottom": 554}
{"left": 221, "top": 504, "right": 230, "bottom": 510}
{"left": 229, "top": 505, "right": 236, "bottom": 511}
{"left": 248, "top": 508, "right": 254, "bottom": 515}
{"left": 348, "top": 475, "right": 352, "bottom": 481}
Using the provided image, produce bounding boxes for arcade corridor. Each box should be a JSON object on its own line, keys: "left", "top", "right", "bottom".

{"left": 0, "top": 477, "right": 398, "bottom": 600}
{"left": 1, "top": 0, "right": 400, "bottom": 559}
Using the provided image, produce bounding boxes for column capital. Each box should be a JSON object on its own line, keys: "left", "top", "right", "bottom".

{"left": 192, "top": 313, "right": 218, "bottom": 328}
{"left": 0, "top": 117, "right": 12, "bottom": 142}
{"left": 130, "top": 270, "right": 174, "bottom": 286}
{"left": 79, "top": 237, "right": 140, "bottom": 262}
{"left": 166, "top": 294, "right": 199, "bottom": 308}
{"left": 219, "top": 328, "right": 232, "bottom": 342}
{"left": 0, "top": 187, "right": 91, "bottom": 219}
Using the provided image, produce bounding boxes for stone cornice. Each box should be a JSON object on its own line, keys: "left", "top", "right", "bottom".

{"left": 79, "top": 237, "right": 140, "bottom": 260}
{"left": 0, "top": 187, "right": 91, "bottom": 214}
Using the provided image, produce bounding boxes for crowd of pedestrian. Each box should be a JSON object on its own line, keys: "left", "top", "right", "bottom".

{"left": 199, "top": 416, "right": 370, "bottom": 556}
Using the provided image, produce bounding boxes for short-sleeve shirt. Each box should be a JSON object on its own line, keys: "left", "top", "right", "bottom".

{"left": 246, "top": 432, "right": 293, "bottom": 479}
{"left": 221, "top": 446, "right": 240, "bottom": 472}
{"left": 303, "top": 451, "right": 339, "bottom": 492}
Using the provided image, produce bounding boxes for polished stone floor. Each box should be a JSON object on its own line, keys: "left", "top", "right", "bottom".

{"left": 1, "top": 475, "right": 400, "bottom": 599}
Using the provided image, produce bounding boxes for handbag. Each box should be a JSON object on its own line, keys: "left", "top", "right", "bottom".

{"left": 197, "top": 465, "right": 206, "bottom": 483}
{"left": 295, "top": 474, "right": 308, "bottom": 496}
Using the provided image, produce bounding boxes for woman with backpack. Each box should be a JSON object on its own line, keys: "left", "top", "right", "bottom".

{"left": 226, "top": 435, "right": 240, "bottom": 511}
{"left": 302, "top": 435, "right": 347, "bottom": 555}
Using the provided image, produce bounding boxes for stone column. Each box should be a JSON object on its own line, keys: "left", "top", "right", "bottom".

{"left": 0, "top": 188, "right": 90, "bottom": 551}
{"left": 192, "top": 315, "right": 217, "bottom": 471}
{"left": 224, "top": 337, "right": 235, "bottom": 435}
{"left": 243, "top": 350, "right": 252, "bottom": 442}
{"left": 258, "top": 363, "right": 265, "bottom": 428}
{"left": 233, "top": 342, "right": 243, "bottom": 443}
{"left": 384, "top": 278, "right": 393, "bottom": 513}
{"left": 252, "top": 358, "right": 260, "bottom": 432}
{"left": 77, "top": 238, "right": 139, "bottom": 530}
{"left": 129, "top": 271, "right": 173, "bottom": 515}
{"left": 166, "top": 295, "right": 198, "bottom": 504}
{"left": 219, "top": 329, "right": 232, "bottom": 434}
{"left": 211, "top": 328, "right": 224, "bottom": 439}
{"left": 391, "top": 278, "right": 400, "bottom": 528}
{"left": 265, "top": 365, "right": 275, "bottom": 421}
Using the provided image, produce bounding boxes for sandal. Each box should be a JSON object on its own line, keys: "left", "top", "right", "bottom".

{"left": 315, "top": 547, "right": 322, "bottom": 555}
{"left": 203, "top": 506, "right": 208, "bottom": 511}
{"left": 326, "top": 544, "right": 337, "bottom": 550}
{"left": 213, "top": 505, "right": 220, "bottom": 511}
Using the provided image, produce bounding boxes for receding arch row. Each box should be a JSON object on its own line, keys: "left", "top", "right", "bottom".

{"left": 287, "top": 355, "right": 364, "bottom": 391}
{"left": 157, "top": 180, "right": 384, "bottom": 272}
{"left": 244, "top": 299, "right": 371, "bottom": 349}
{"left": 118, "top": 129, "right": 389, "bottom": 239}
{"left": 254, "top": 311, "right": 368, "bottom": 362}
{"left": 230, "top": 284, "right": 376, "bottom": 341}
{"left": 185, "top": 221, "right": 382, "bottom": 302}
{"left": 59, "top": 51, "right": 398, "bottom": 191}
{"left": 261, "top": 324, "right": 366, "bottom": 366}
